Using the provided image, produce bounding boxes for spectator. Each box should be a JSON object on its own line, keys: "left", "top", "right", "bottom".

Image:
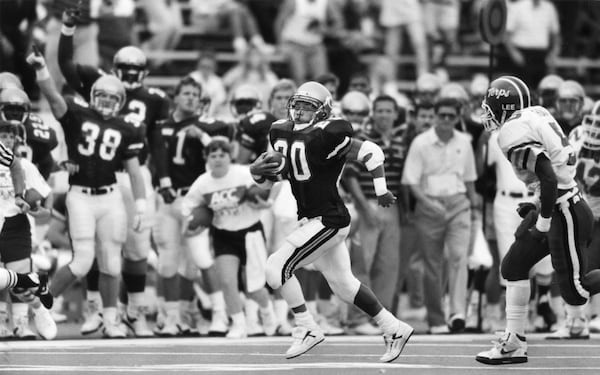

{"left": 275, "top": 0, "right": 344, "bottom": 84}
{"left": 348, "top": 71, "right": 373, "bottom": 99}
{"left": 422, "top": 0, "right": 461, "bottom": 73}
{"left": 316, "top": 72, "right": 341, "bottom": 115}
{"left": 378, "top": 0, "right": 429, "bottom": 80}
{"left": 97, "top": 0, "right": 136, "bottom": 71}
{"left": 554, "top": 80, "right": 585, "bottom": 136}
{"left": 402, "top": 97, "right": 478, "bottom": 334}
{"left": 222, "top": 45, "right": 278, "bottom": 110}
{"left": 190, "top": 0, "right": 272, "bottom": 55}
{"left": 0, "top": 0, "right": 38, "bottom": 100}
{"left": 138, "top": 0, "right": 182, "bottom": 69}
{"left": 343, "top": 95, "right": 407, "bottom": 332}
{"left": 500, "top": 0, "right": 561, "bottom": 88}
{"left": 189, "top": 50, "right": 228, "bottom": 118}
{"left": 44, "top": 0, "right": 101, "bottom": 92}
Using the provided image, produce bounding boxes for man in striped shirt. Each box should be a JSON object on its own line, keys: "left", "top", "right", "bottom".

{"left": 343, "top": 95, "right": 407, "bottom": 326}
{"left": 0, "top": 139, "right": 28, "bottom": 214}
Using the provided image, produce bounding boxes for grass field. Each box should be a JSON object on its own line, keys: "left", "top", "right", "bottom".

{"left": 2, "top": 332, "right": 600, "bottom": 375}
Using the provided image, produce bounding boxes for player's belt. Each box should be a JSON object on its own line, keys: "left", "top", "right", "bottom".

{"left": 176, "top": 187, "right": 190, "bottom": 196}
{"left": 499, "top": 190, "right": 535, "bottom": 198}
{"left": 556, "top": 187, "right": 581, "bottom": 206}
{"left": 70, "top": 184, "right": 116, "bottom": 195}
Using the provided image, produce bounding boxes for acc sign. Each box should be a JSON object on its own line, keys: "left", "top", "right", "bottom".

{"left": 479, "top": 0, "right": 507, "bottom": 45}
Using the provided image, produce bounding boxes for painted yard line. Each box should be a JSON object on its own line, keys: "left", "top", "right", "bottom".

{"left": 3, "top": 340, "right": 600, "bottom": 351}
{"left": 1, "top": 363, "right": 600, "bottom": 372}
{"left": 5, "top": 351, "right": 600, "bottom": 360}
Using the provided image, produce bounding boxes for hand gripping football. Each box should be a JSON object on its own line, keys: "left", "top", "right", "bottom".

{"left": 265, "top": 151, "right": 288, "bottom": 179}
{"left": 188, "top": 205, "right": 213, "bottom": 230}
{"left": 24, "top": 188, "right": 44, "bottom": 209}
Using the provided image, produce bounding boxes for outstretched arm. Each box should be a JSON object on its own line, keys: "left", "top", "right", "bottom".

{"left": 26, "top": 48, "right": 68, "bottom": 120}
{"left": 58, "top": 7, "right": 85, "bottom": 93}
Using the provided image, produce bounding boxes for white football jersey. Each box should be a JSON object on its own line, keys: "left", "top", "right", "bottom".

{"left": 181, "top": 164, "right": 262, "bottom": 231}
{"left": 497, "top": 106, "right": 577, "bottom": 192}
{"left": 0, "top": 158, "right": 51, "bottom": 218}
{"left": 570, "top": 124, "right": 600, "bottom": 218}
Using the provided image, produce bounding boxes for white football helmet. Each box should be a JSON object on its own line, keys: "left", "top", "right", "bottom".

{"left": 582, "top": 100, "right": 600, "bottom": 151}
{"left": 90, "top": 75, "right": 126, "bottom": 118}
{"left": 112, "top": 46, "right": 148, "bottom": 90}
{"left": 287, "top": 81, "right": 333, "bottom": 124}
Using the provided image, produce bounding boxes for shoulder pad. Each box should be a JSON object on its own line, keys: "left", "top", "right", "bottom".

{"left": 148, "top": 87, "right": 167, "bottom": 98}
{"left": 271, "top": 119, "right": 292, "bottom": 130}
{"left": 316, "top": 118, "right": 353, "bottom": 135}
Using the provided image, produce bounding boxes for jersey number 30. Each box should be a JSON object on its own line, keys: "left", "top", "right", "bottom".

{"left": 273, "top": 140, "right": 311, "bottom": 181}
{"left": 78, "top": 122, "right": 122, "bottom": 161}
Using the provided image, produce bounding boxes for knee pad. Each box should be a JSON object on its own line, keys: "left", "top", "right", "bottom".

{"left": 97, "top": 240, "right": 123, "bottom": 277}
{"left": 265, "top": 254, "right": 283, "bottom": 290}
{"left": 69, "top": 239, "right": 95, "bottom": 278}
{"left": 158, "top": 248, "right": 180, "bottom": 278}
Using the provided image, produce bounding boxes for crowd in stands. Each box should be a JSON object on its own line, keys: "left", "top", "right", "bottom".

{"left": 0, "top": 0, "right": 600, "bottom": 341}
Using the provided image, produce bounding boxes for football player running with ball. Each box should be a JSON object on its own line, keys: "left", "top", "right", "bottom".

{"left": 250, "top": 82, "right": 413, "bottom": 362}
{"left": 27, "top": 50, "right": 148, "bottom": 338}
{"left": 475, "top": 76, "right": 599, "bottom": 365}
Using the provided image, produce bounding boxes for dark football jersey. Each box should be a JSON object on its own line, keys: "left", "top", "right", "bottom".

{"left": 154, "top": 115, "right": 233, "bottom": 189}
{"left": 237, "top": 110, "right": 277, "bottom": 158}
{"left": 269, "top": 118, "right": 353, "bottom": 228}
{"left": 59, "top": 97, "right": 144, "bottom": 187}
{"left": 16, "top": 113, "right": 58, "bottom": 179}
{"left": 72, "top": 64, "right": 171, "bottom": 165}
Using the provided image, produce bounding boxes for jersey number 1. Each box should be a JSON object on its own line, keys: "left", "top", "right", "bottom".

{"left": 273, "top": 140, "right": 311, "bottom": 181}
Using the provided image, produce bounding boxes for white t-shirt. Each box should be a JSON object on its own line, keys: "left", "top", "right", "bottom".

{"left": 181, "top": 164, "right": 262, "bottom": 231}
{"left": 506, "top": 0, "right": 560, "bottom": 49}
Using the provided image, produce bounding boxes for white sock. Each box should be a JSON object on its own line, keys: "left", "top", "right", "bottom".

{"left": 294, "top": 310, "right": 318, "bottom": 330}
{"left": 127, "top": 292, "right": 146, "bottom": 316}
{"left": 565, "top": 303, "right": 586, "bottom": 319}
{"left": 0, "top": 269, "right": 18, "bottom": 289}
{"left": 210, "top": 291, "right": 225, "bottom": 313}
{"left": 505, "top": 280, "right": 530, "bottom": 336}
{"left": 373, "top": 308, "right": 399, "bottom": 335}
{"left": 231, "top": 311, "right": 245, "bottom": 327}
{"left": 103, "top": 307, "right": 118, "bottom": 324}
{"left": 87, "top": 291, "right": 102, "bottom": 306}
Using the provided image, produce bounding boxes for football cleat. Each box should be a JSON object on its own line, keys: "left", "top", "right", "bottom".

{"left": 208, "top": 310, "right": 228, "bottom": 337}
{"left": 476, "top": 331, "right": 528, "bottom": 365}
{"left": 32, "top": 305, "right": 57, "bottom": 340}
{"left": 546, "top": 317, "right": 590, "bottom": 340}
{"left": 123, "top": 306, "right": 154, "bottom": 337}
{"left": 81, "top": 300, "right": 103, "bottom": 335}
{"left": 227, "top": 319, "right": 248, "bottom": 339}
{"left": 285, "top": 326, "right": 325, "bottom": 359}
{"left": 13, "top": 315, "right": 36, "bottom": 339}
{"left": 102, "top": 319, "right": 127, "bottom": 339}
{"left": 32, "top": 273, "right": 53, "bottom": 310}
{"left": 380, "top": 320, "right": 414, "bottom": 363}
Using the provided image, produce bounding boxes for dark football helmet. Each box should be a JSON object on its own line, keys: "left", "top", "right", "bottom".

{"left": 230, "top": 85, "right": 261, "bottom": 118}
{"left": 287, "top": 81, "right": 333, "bottom": 125}
{"left": 112, "top": 46, "right": 148, "bottom": 90}
{"left": 90, "top": 75, "right": 126, "bottom": 118}
{"left": 582, "top": 100, "right": 600, "bottom": 151}
{"left": 481, "top": 75, "right": 531, "bottom": 131}
{"left": 0, "top": 87, "right": 30, "bottom": 125}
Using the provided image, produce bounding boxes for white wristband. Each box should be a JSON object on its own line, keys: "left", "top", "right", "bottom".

{"left": 135, "top": 198, "right": 147, "bottom": 214}
{"left": 536, "top": 215, "right": 551, "bottom": 232}
{"left": 373, "top": 177, "right": 387, "bottom": 196}
{"left": 61, "top": 25, "right": 76, "bottom": 36}
{"left": 159, "top": 177, "right": 172, "bottom": 189}
{"left": 36, "top": 67, "right": 50, "bottom": 81}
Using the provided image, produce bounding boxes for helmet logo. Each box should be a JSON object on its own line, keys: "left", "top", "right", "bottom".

{"left": 487, "top": 87, "right": 510, "bottom": 99}
{"left": 502, "top": 103, "right": 516, "bottom": 111}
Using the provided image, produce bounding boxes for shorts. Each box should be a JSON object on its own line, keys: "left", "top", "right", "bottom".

{"left": 0, "top": 214, "right": 32, "bottom": 263}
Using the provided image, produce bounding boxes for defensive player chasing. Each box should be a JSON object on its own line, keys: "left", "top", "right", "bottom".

{"left": 475, "top": 76, "right": 599, "bottom": 364}
{"left": 250, "top": 82, "right": 413, "bottom": 362}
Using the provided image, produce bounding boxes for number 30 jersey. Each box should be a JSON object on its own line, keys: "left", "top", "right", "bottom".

{"left": 269, "top": 118, "right": 353, "bottom": 228}
{"left": 497, "top": 106, "right": 578, "bottom": 192}
{"left": 59, "top": 97, "right": 144, "bottom": 188}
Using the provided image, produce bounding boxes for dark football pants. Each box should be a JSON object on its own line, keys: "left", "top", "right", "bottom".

{"left": 502, "top": 193, "right": 595, "bottom": 305}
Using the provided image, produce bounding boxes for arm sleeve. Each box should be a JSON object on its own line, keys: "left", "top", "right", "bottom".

{"left": 152, "top": 122, "right": 171, "bottom": 180}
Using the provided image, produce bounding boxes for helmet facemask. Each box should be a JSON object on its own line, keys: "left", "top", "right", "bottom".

{"left": 0, "top": 103, "right": 29, "bottom": 124}
{"left": 287, "top": 94, "right": 330, "bottom": 125}
{"left": 92, "top": 91, "right": 123, "bottom": 118}
{"left": 114, "top": 64, "right": 147, "bottom": 90}
{"left": 481, "top": 101, "right": 501, "bottom": 131}
{"left": 582, "top": 114, "right": 600, "bottom": 151}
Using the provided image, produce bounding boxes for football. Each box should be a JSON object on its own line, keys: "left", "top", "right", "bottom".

{"left": 265, "top": 151, "right": 288, "bottom": 178}
{"left": 24, "top": 188, "right": 44, "bottom": 209}
{"left": 188, "top": 205, "right": 213, "bottom": 230}
{"left": 244, "top": 184, "right": 270, "bottom": 203}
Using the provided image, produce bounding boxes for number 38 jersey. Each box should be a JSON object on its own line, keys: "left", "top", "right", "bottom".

{"left": 59, "top": 97, "right": 144, "bottom": 188}
{"left": 74, "top": 65, "right": 170, "bottom": 164}
{"left": 497, "top": 106, "right": 578, "bottom": 192}
{"left": 269, "top": 118, "right": 353, "bottom": 228}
